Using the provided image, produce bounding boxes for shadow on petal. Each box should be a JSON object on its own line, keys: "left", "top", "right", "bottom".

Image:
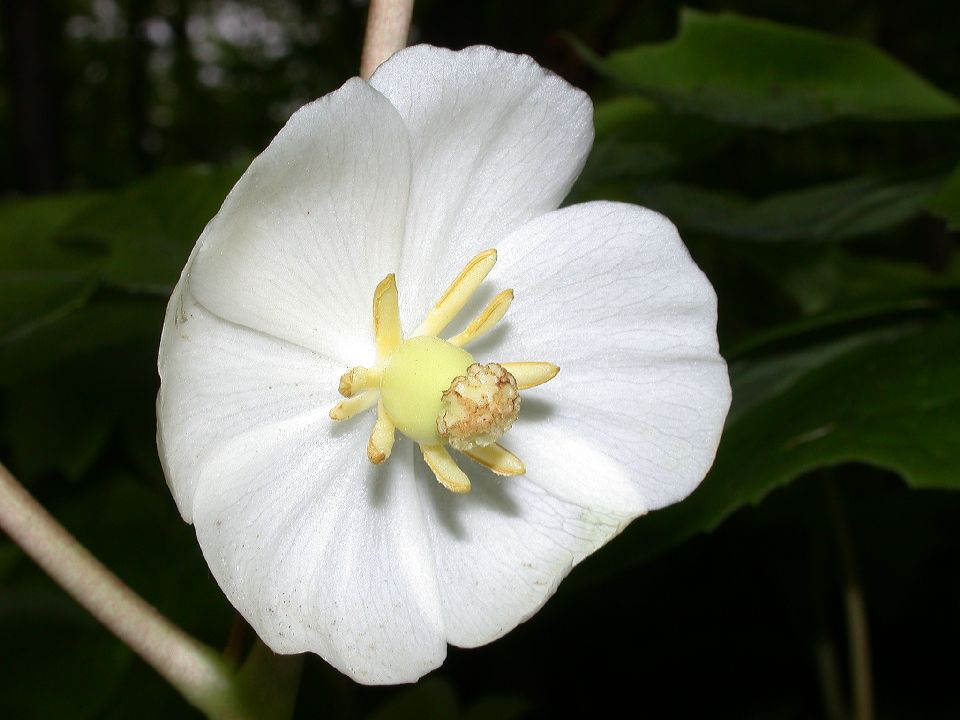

{"left": 417, "top": 452, "right": 522, "bottom": 540}
{"left": 517, "top": 397, "right": 555, "bottom": 422}
{"left": 366, "top": 440, "right": 408, "bottom": 510}
{"left": 463, "top": 321, "right": 510, "bottom": 358}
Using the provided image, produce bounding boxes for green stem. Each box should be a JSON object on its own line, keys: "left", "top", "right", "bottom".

{"left": 0, "top": 461, "right": 247, "bottom": 718}
{"left": 824, "top": 480, "right": 875, "bottom": 720}
{"left": 813, "top": 633, "right": 848, "bottom": 720}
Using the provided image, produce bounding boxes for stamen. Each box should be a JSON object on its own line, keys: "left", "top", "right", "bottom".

{"left": 334, "top": 248, "right": 557, "bottom": 493}
{"left": 373, "top": 273, "right": 402, "bottom": 361}
{"left": 367, "top": 400, "right": 395, "bottom": 464}
{"left": 414, "top": 249, "right": 497, "bottom": 337}
{"left": 329, "top": 390, "right": 378, "bottom": 421}
{"left": 500, "top": 362, "right": 559, "bottom": 390}
{"left": 339, "top": 366, "right": 381, "bottom": 397}
{"left": 447, "top": 289, "right": 514, "bottom": 347}
{"left": 461, "top": 443, "right": 525, "bottom": 476}
{"left": 421, "top": 444, "right": 471, "bottom": 493}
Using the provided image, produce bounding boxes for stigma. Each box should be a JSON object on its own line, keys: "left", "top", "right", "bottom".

{"left": 329, "top": 249, "right": 559, "bottom": 493}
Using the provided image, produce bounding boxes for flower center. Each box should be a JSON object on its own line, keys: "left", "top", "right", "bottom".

{"left": 329, "top": 249, "right": 559, "bottom": 493}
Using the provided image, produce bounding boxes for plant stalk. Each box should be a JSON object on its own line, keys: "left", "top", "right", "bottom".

{"left": 824, "top": 480, "right": 875, "bottom": 720}
{"left": 0, "top": 461, "right": 244, "bottom": 718}
{"left": 360, "top": 0, "right": 415, "bottom": 79}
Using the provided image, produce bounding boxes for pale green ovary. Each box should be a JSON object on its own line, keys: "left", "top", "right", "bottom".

{"left": 380, "top": 336, "right": 474, "bottom": 444}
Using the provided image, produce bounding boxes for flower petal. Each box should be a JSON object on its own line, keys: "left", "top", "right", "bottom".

{"left": 191, "top": 416, "right": 446, "bottom": 685}
{"left": 186, "top": 78, "right": 412, "bottom": 364}
{"left": 486, "top": 201, "right": 731, "bottom": 513}
{"left": 157, "top": 282, "right": 341, "bottom": 522}
{"left": 369, "top": 45, "right": 594, "bottom": 328}
{"left": 417, "top": 463, "right": 631, "bottom": 648}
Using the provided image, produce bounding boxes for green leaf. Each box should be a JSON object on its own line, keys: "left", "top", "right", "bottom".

{"left": 67, "top": 165, "right": 243, "bottom": 293}
{"left": 0, "top": 300, "right": 164, "bottom": 482}
{"left": 0, "top": 373, "right": 115, "bottom": 481}
{"left": 569, "top": 97, "right": 733, "bottom": 202}
{"left": 926, "top": 162, "right": 960, "bottom": 229}
{"left": 0, "top": 165, "right": 241, "bottom": 344}
{"left": 631, "top": 175, "right": 940, "bottom": 242}
{"left": 587, "top": 319, "right": 960, "bottom": 577}
{"left": 0, "top": 194, "right": 104, "bottom": 341}
{"left": 603, "top": 10, "right": 960, "bottom": 129}
{"left": 767, "top": 250, "right": 960, "bottom": 318}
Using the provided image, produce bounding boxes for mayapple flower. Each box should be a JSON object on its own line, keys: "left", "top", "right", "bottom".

{"left": 157, "top": 45, "right": 731, "bottom": 684}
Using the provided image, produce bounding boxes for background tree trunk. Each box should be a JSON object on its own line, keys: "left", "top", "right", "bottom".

{"left": 2, "top": 0, "right": 64, "bottom": 193}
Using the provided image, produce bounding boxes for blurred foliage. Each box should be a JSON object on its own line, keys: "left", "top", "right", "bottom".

{"left": 1, "top": 1, "right": 959, "bottom": 718}
{"left": 597, "top": 9, "right": 960, "bottom": 129}
{"left": 928, "top": 162, "right": 960, "bottom": 230}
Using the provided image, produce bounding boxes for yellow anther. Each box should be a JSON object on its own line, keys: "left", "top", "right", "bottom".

{"left": 461, "top": 443, "right": 525, "bottom": 476}
{"left": 367, "top": 400, "right": 395, "bottom": 464}
{"left": 414, "top": 249, "right": 497, "bottom": 337}
{"left": 339, "top": 366, "right": 381, "bottom": 397}
{"left": 500, "top": 362, "right": 559, "bottom": 390}
{"left": 373, "top": 273, "right": 402, "bottom": 360}
{"left": 421, "top": 444, "right": 471, "bottom": 493}
{"left": 447, "top": 288, "right": 514, "bottom": 347}
{"left": 329, "top": 391, "right": 378, "bottom": 421}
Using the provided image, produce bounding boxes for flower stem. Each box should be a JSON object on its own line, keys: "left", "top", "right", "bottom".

{"left": 0, "top": 461, "right": 245, "bottom": 718}
{"left": 824, "top": 480, "right": 875, "bottom": 720}
{"left": 360, "top": 0, "right": 415, "bottom": 79}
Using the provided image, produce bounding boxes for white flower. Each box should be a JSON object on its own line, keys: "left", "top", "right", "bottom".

{"left": 156, "top": 44, "right": 731, "bottom": 685}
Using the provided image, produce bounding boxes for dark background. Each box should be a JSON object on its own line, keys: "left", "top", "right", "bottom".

{"left": 2, "top": 1, "right": 959, "bottom": 718}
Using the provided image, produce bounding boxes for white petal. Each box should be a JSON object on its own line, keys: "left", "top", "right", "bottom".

{"left": 486, "top": 201, "right": 731, "bottom": 513}
{"left": 191, "top": 419, "right": 446, "bottom": 685}
{"left": 157, "top": 282, "right": 341, "bottom": 522}
{"left": 186, "top": 78, "right": 411, "bottom": 364}
{"left": 418, "top": 462, "right": 632, "bottom": 648}
{"left": 369, "top": 45, "right": 594, "bottom": 328}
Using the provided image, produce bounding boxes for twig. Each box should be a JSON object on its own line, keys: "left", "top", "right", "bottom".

{"left": 360, "top": 0, "right": 415, "bottom": 79}
{"left": 0, "top": 461, "right": 242, "bottom": 718}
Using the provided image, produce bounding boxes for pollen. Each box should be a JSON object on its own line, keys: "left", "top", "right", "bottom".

{"left": 438, "top": 363, "right": 520, "bottom": 451}
{"left": 328, "top": 249, "right": 559, "bottom": 492}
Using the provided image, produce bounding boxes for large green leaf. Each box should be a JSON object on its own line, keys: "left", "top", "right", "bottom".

{"left": 631, "top": 175, "right": 940, "bottom": 242}
{"left": 0, "top": 300, "right": 164, "bottom": 482}
{"left": 0, "top": 165, "right": 241, "bottom": 343}
{"left": 725, "top": 321, "right": 960, "bottom": 491}
{"left": 603, "top": 10, "right": 960, "bottom": 129}
{"left": 0, "top": 194, "right": 104, "bottom": 341}
{"left": 569, "top": 97, "right": 732, "bottom": 202}
{"left": 585, "top": 318, "right": 960, "bottom": 579}
{"left": 747, "top": 249, "right": 960, "bottom": 318}
{"left": 63, "top": 165, "right": 243, "bottom": 293}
